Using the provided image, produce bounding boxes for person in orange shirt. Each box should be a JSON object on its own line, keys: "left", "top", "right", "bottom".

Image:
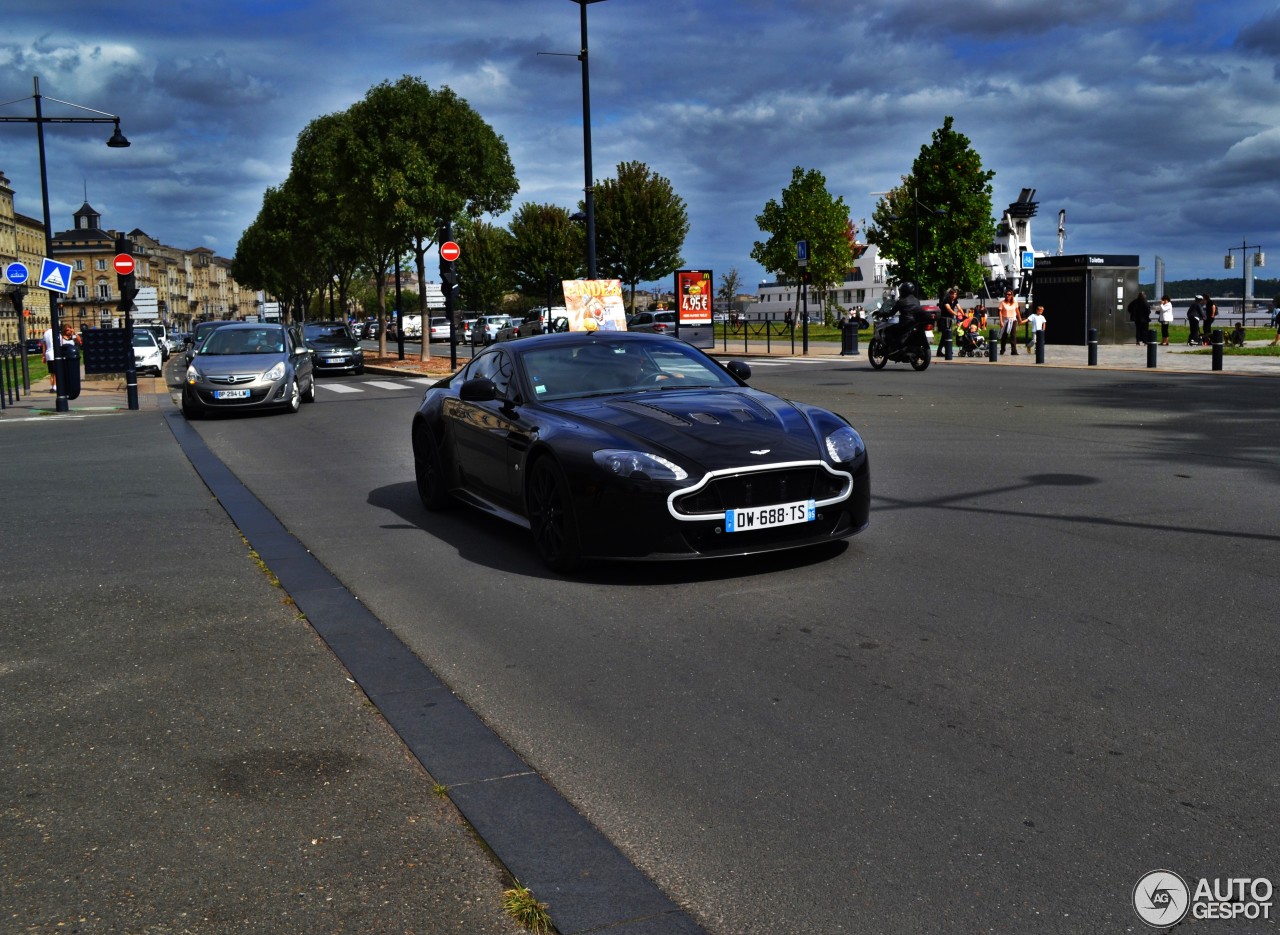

{"left": 998, "top": 290, "right": 1023, "bottom": 355}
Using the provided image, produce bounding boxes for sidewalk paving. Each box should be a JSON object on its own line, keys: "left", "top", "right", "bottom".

{"left": 0, "top": 385, "right": 526, "bottom": 934}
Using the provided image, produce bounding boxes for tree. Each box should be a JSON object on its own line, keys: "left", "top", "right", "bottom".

{"left": 867, "top": 116, "right": 995, "bottom": 301}
{"left": 591, "top": 161, "right": 688, "bottom": 313}
{"left": 718, "top": 267, "right": 744, "bottom": 319}
{"left": 751, "top": 167, "right": 853, "bottom": 317}
{"left": 507, "top": 203, "right": 583, "bottom": 309}
{"left": 456, "top": 218, "right": 513, "bottom": 313}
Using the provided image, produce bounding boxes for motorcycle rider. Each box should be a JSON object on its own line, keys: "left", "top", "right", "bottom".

{"left": 882, "top": 281, "right": 925, "bottom": 349}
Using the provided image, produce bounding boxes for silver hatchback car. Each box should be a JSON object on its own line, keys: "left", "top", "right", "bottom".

{"left": 182, "top": 322, "right": 316, "bottom": 418}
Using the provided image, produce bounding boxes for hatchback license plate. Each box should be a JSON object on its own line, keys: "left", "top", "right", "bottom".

{"left": 213, "top": 389, "right": 250, "bottom": 399}
{"left": 725, "top": 499, "right": 815, "bottom": 533}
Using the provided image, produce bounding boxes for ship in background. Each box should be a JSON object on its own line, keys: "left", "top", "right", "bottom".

{"left": 978, "top": 188, "right": 1050, "bottom": 301}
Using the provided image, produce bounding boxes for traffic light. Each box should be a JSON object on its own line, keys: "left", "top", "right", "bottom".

{"left": 440, "top": 258, "right": 457, "bottom": 289}
{"left": 117, "top": 271, "right": 137, "bottom": 311}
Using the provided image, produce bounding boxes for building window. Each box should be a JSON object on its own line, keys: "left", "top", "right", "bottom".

{"left": 96, "top": 258, "right": 107, "bottom": 271}
{"left": 74, "top": 259, "right": 85, "bottom": 271}
{"left": 97, "top": 281, "right": 111, "bottom": 300}
{"left": 74, "top": 282, "right": 88, "bottom": 300}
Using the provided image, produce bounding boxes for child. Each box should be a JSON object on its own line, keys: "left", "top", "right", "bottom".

{"left": 1230, "top": 321, "right": 1246, "bottom": 348}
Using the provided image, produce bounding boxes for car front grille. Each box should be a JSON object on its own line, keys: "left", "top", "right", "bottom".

{"left": 672, "top": 465, "right": 850, "bottom": 517}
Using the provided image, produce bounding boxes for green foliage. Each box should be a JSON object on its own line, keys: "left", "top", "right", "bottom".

{"left": 718, "top": 267, "right": 743, "bottom": 315}
{"left": 751, "top": 167, "right": 853, "bottom": 299}
{"left": 867, "top": 116, "right": 995, "bottom": 301}
{"left": 592, "top": 161, "right": 689, "bottom": 309}
{"left": 507, "top": 203, "right": 584, "bottom": 301}
{"left": 456, "top": 218, "right": 514, "bottom": 313}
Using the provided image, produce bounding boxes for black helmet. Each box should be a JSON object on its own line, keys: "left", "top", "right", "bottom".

{"left": 898, "top": 282, "right": 916, "bottom": 298}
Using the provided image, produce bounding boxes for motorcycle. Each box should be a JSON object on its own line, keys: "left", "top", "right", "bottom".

{"left": 867, "top": 306, "right": 935, "bottom": 371}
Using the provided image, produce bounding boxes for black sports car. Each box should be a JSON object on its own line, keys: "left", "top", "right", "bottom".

{"left": 411, "top": 331, "right": 870, "bottom": 572}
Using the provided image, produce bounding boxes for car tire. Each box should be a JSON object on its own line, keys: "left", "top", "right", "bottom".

{"left": 868, "top": 339, "right": 888, "bottom": 370}
{"left": 354, "top": 364, "right": 364, "bottom": 375}
{"left": 181, "top": 390, "right": 202, "bottom": 420}
{"left": 301, "top": 376, "right": 316, "bottom": 403}
{"left": 284, "top": 379, "right": 301, "bottom": 414}
{"left": 413, "top": 422, "right": 453, "bottom": 511}
{"left": 527, "top": 456, "right": 582, "bottom": 574}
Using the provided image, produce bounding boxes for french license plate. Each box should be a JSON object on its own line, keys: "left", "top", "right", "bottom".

{"left": 323, "top": 357, "right": 343, "bottom": 364}
{"left": 725, "top": 499, "right": 815, "bottom": 533}
{"left": 213, "top": 389, "right": 250, "bottom": 400}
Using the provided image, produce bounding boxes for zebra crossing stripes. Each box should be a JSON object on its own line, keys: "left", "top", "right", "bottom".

{"left": 316, "top": 377, "right": 440, "bottom": 395}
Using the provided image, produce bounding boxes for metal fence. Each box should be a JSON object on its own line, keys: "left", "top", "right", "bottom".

{"left": 1, "top": 343, "right": 32, "bottom": 411}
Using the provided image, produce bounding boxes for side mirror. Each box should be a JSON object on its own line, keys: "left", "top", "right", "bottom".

{"left": 459, "top": 377, "right": 498, "bottom": 402}
{"left": 726, "top": 360, "right": 751, "bottom": 381}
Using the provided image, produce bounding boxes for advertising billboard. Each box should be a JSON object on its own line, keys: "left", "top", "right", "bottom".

{"left": 561, "top": 279, "right": 628, "bottom": 332}
{"left": 676, "top": 269, "right": 714, "bottom": 348}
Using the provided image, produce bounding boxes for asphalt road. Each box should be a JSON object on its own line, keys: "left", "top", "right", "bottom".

{"left": 178, "top": 358, "right": 1279, "bottom": 934}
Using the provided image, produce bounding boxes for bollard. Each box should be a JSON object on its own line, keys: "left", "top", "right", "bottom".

{"left": 1035, "top": 329, "right": 1045, "bottom": 364}
{"left": 1088, "top": 328, "right": 1098, "bottom": 366}
{"left": 851, "top": 320, "right": 860, "bottom": 356}
{"left": 942, "top": 321, "right": 953, "bottom": 361}
{"left": 1211, "top": 329, "right": 1224, "bottom": 371}
{"left": 840, "top": 320, "right": 854, "bottom": 356}
{"left": 988, "top": 327, "right": 998, "bottom": 362}
{"left": 1146, "top": 329, "right": 1158, "bottom": 368}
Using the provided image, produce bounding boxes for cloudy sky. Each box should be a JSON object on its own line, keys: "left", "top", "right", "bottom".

{"left": 2, "top": 0, "right": 1278, "bottom": 293}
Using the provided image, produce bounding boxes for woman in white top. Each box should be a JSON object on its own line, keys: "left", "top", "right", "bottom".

{"left": 1158, "top": 295, "right": 1174, "bottom": 346}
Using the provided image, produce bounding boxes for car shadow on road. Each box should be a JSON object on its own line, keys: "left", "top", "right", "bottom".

{"left": 367, "top": 480, "right": 852, "bottom": 585}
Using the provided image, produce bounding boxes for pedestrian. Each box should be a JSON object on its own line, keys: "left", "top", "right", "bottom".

{"left": 1230, "top": 320, "right": 1246, "bottom": 348}
{"left": 1202, "top": 293, "right": 1218, "bottom": 345}
{"left": 998, "top": 289, "right": 1023, "bottom": 355}
{"left": 1127, "top": 291, "right": 1151, "bottom": 345}
{"left": 41, "top": 323, "right": 80, "bottom": 393}
{"left": 1026, "top": 304, "right": 1047, "bottom": 352}
{"left": 1186, "top": 296, "right": 1204, "bottom": 346}
{"left": 1157, "top": 294, "right": 1174, "bottom": 346}
{"left": 41, "top": 323, "right": 57, "bottom": 392}
{"left": 1269, "top": 297, "right": 1280, "bottom": 347}
{"left": 937, "top": 286, "right": 960, "bottom": 357}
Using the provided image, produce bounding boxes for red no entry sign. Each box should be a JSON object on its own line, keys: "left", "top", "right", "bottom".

{"left": 440, "top": 241, "right": 460, "bottom": 262}
{"left": 113, "top": 253, "right": 135, "bottom": 276}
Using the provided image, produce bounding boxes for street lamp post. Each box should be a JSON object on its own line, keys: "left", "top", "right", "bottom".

{"left": 888, "top": 186, "right": 945, "bottom": 289}
{"left": 1223, "top": 240, "right": 1264, "bottom": 327}
{"left": 570, "top": 0, "right": 606, "bottom": 279}
{"left": 0, "top": 76, "right": 129, "bottom": 412}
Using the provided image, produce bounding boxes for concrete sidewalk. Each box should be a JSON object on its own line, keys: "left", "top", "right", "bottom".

{"left": 0, "top": 388, "right": 526, "bottom": 934}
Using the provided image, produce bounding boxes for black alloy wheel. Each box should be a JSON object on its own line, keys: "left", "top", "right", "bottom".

{"left": 527, "top": 456, "right": 582, "bottom": 573}
{"left": 413, "top": 422, "right": 453, "bottom": 511}
{"left": 910, "top": 336, "right": 931, "bottom": 371}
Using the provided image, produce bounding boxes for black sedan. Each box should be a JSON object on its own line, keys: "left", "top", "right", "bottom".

{"left": 410, "top": 331, "right": 869, "bottom": 572}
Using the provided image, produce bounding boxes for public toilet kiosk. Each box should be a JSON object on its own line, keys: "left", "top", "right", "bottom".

{"left": 1031, "top": 254, "right": 1141, "bottom": 345}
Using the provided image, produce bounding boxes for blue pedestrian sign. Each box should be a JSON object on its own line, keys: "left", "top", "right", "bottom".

{"left": 796, "top": 240, "right": 809, "bottom": 267}
{"left": 39, "top": 257, "right": 73, "bottom": 293}
{"left": 1021, "top": 250, "right": 1036, "bottom": 271}
{"left": 4, "top": 261, "right": 28, "bottom": 285}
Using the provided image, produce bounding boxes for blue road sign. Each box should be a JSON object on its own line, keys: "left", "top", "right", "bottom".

{"left": 4, "top": 261, "right": 28, "bottom": 285}
{"left": 39, "top": 257, "right": 73, "bottom": 293}
{"left": 797, "top": 240, "right": 809, "bottom": 266}
{"left": 1021, "top": 250, "right": 1036, "bottom": 270}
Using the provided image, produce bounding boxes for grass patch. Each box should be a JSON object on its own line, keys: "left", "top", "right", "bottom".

{"left": 501, "top": 883, "right": 553, "bottom": 933}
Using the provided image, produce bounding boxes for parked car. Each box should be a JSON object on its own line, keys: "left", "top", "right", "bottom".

{"left": 470, "top": 315, "right": 513, "bottom": 347}
{"left": 132, "top": 329, "right": 164, "bottom": 376}
{"left": 304, "top": 321, "right": 364, "bottom": 375}
{"left": 181, "top": 322, "right": 316, "bottom": 419}
{"left": 24, "top": 338, "right": 43, "bottom": 355}
{"left": 411, "top": 331, "right": 870, "bottom": 572}
{"left": 141, "top": 325, "right": 170, "bottom": 361}
{"left": 628, "top": 310, "right": 677, "bottom": 334}
{"left": 496, "top": 307, "right": 569, "bottom": 342}
{"left": 428, "top": 317, "right": 452, "bottom": 342}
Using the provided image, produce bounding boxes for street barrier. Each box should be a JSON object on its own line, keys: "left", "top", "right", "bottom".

{"left": 1, "top": 344, "right": 22, "bottom": 409}
{"left": 1211, "top": 329, "right": 1224, "bottom": 371}
{"left": 1147, "top": 329, "right": 1158, "bottom": 368}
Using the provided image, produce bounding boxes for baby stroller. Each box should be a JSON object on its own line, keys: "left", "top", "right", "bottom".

{"left": 956, "top": 321, "right": 986, "bottom": 357}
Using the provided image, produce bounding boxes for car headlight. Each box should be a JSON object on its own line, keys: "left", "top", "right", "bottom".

{"left": 186, "top": 365, "right": 201, "bottom": 385}
{"left": 824, "top": 426, "right": 866, "bottom": 464}
{"left": 593, "top": 449, "right": 689, "bottom": 482}
{"left": 264, "top": 361, "right": 286, "bottom": 382}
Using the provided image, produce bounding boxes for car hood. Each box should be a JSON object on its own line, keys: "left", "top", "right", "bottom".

{"left": 192, "top": 353, "right": 285, "bottom": 374}
{"left": 548, "top": 388, "right": 823, "bottom": 466}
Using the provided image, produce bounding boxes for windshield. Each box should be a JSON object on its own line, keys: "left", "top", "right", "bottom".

{"left": 304, "top": 326, "right": 354, "bottom": 347}
{"left": 520, "top": 340, "right": 739, "bottom": 401}
{"left": 132, "top": 332, "right": 156, "bottom": 347}
{"left": 200, "top": 327, "right": 285, "bottom": 355}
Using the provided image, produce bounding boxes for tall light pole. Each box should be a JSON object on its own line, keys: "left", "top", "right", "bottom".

{"left": 0, "top": 76, "right": 130, "bottom": 412}
{"left": 1223, "top": 239, "right": 1264, "bottom": 327}
{"left": 571, "top": 0, "right": 606, "bottom": 279}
